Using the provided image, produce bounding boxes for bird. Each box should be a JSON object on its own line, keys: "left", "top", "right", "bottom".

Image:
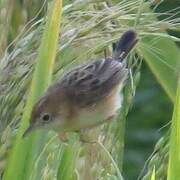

{"left": 23, "top": 30, "right": 138, "bottom": 142}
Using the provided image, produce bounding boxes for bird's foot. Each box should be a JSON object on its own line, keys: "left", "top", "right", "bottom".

{"left": 58, "top": 132, "right": 68, "bottom": 142}
{"left": 105, "top": 115, "right": 115, "bottom": 122}
{"left": 79, "top": 130, "right": 96, "bottom": 144}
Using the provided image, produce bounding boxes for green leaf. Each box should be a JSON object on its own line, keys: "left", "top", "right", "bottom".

{"left": 139, "top": 35, "right": 180, "bottom": 102}
{"left": 57, "top": 144, "right": 76, "bottom": 180}
{"left": 167, "top": 77, "right": 180, "bottom": 180}
{"left": 3, "top": 0, "right": 63, "bottom": 179}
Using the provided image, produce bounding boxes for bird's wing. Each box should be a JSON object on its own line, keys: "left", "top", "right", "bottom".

{"left": 60, "top": 59, "right": 128, "bottom": 107}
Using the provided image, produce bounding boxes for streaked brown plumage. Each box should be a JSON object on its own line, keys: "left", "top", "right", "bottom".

{"left": 23, "top": 30, "right": 138, "bottom": 140}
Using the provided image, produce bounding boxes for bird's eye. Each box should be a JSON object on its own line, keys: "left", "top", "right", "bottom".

{"left": 42, "top": 113, "right": 51, "bottom": 122}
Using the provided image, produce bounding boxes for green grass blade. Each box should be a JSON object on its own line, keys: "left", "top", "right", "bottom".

{"left": 167, "top": 77, "right": 180, "bottom": 180}
{"left": 139, "top": 35, "right": 180, "bottom": 102}
{"left": 151, "top": 166, "right": 156, "bottom": 180}
{"left": 3, "top": 0, "right": 62, "bottom": 179}
{"left": 57, "top": 133, "right": 80, "bottom": 180}
{"left": 57, "top": 144, "right": 76, "bottom": 180}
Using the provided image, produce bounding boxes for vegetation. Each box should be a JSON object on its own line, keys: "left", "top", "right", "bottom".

{"left": 0, "top": 0, "right": 179, "bottom": 179}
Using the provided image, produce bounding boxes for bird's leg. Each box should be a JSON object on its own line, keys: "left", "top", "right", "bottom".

{"left": 79, "top": 129, "right": 96, "bottom": 144}
{"left": 105, "top": 114, "right": 115, "bottom": 123}
{"left": 58, "top": 131, "right": 68, "bottom": 142}
{"left": 79, "top": 115, "right": 115, "bottom": 143}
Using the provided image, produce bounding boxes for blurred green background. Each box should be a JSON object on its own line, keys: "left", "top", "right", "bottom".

{"left": 124, "top": 1, "right": 179, "bottom": 179}
{"left": 124, "top": 62, "right": 172, "bottom": 179}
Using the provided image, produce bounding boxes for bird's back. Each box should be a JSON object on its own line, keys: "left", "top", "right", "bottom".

{"left": 60, "top": 58, "right": 128, "bottom": 107}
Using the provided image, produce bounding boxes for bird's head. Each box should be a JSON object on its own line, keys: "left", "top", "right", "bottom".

{"left": 23, "top": 88, "right": 69, "bottom": 138}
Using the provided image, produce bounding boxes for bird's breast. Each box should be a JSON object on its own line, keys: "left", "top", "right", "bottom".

{"left": 70, "top": 85, "right": 123, "bottom": 130}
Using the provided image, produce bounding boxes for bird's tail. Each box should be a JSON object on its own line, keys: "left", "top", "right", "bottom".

{"left": 113, "top": 30, "right": 138, "bottom": 61}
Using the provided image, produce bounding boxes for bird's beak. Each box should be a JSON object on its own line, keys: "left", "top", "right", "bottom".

{"left": 22, "top": 125, "right": 33, "bottom": 138}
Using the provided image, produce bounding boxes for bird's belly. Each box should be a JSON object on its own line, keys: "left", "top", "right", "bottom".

{"left": 75, "top": 86, "right": 123, "bottom": 130}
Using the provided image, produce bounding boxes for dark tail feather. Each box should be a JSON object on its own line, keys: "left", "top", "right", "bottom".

{"left": 113, "top": 30, "right": 138, "bottom": 61}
